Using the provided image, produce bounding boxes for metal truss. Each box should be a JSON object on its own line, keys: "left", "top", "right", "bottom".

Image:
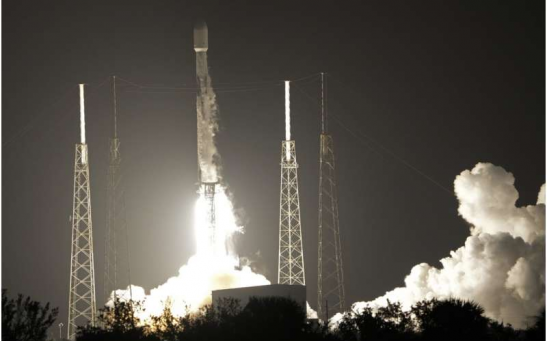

{"left": 278, "top": 140, "right": 306, "bottom": 286}
{"left": 104, "top": 76, "right": 132, "bottom": 304}
{"left": 317, "top": 73, "right": 345, "bottom": 321}
{"left": 317, "top": 134, "right": 346, "bottom": 320}
{"left": 103, "top": 137, "right": 131, "bottom": 302}
{"left": 68, "top": 144, "right": 96, "bottom": 339}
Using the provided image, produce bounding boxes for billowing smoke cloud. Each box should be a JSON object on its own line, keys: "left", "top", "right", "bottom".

{"left": 340, "top": 163, "right": 545, "bottom": 328}
{"left": 196, "top": 53, "right": 220, "bottom": 182}
{"left": 112, "top": 255, "right": 270, "bottom": 322}
{"left": 110, "top": 185, "right": 271, "bottom": 323}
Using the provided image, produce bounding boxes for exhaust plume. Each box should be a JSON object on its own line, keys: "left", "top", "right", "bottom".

{"left": 337, "top": 163, "right": 545, "bottom": 329}
{"left": 110, "top": 184, "right": 270, "bottom": 322}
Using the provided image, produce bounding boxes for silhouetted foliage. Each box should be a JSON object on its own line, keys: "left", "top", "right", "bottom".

{"left": 2, "top": 289, "right": 58, "bottom": 341}
{"left": 413, "top": 298, "right": 490, "bottom": 341}
{"left": 488, "top": 320, "right": 521, "bottom": 341}
{"left": 75, "top": 295, "right": 545, "bottom": 341}
{"left": 77, "top": 298, "right": 155, "bottom": 341}
{"left": 337, "top": 301, "right": 417, "bottom": 341}
{"left": 524, "top": 309, "right": 545, "bottom": 341}
{"left": 150, "top": 301, "right": 185, "bottom": 341}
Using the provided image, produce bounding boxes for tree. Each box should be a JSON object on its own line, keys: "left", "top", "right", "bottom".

{"left": 524, "top": 309, "right": 545, "bottom": 341}
{"left": 150, "top": 300, "right": 185, "bottom": 341}
{"left": 412, "top": 298, "right": 490, "bottom": 341}
{"left": 76, "top": 298, "right": 156, "bottom": 341}
{"left": 2, "top": 289, "right": 58, "bottom": 341}
{"left": 488, "top": 320, "right": 520, "bottom": 341}
{"left": 336, "top": 301, "right": 417, "bottom": 341}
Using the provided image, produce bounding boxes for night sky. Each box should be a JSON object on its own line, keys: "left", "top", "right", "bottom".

{"left": 2, "top": 0, "right": 545, "bottom": 333}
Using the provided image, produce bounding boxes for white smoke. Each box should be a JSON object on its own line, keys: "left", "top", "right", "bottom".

{"left": 111, "top": 254, "right": 270, "bottom": 321}
{"left": 307, "top": 302, "right": 318, "bottom": 319}
{"left": 341, "top": 163, "right": 545, "bottom": 329}
{"left": 110, "top": 183, "right": 270, "bottom": 324}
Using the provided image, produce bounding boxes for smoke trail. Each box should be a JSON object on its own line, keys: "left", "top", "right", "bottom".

{"left": 196, "top": 53, "right": 219, "bottom": 182}
{"left": 79, "top": 84, "right": 85, "bottom": 144}
{"left": 335, "top": 163, "right": 545, "bottom": 329}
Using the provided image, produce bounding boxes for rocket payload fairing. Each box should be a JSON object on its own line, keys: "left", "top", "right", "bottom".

{"left": 194, "top": 20, "right": 208, "bottom": 53}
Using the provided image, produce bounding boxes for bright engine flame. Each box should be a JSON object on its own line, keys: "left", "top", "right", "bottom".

{"left": 110, "top": 185, "right": 270, "bottom": 324}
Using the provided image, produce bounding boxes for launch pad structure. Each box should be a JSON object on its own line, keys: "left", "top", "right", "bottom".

{"left": 278, "top": 81, "right": 306, "bottom": 286}
{"left": 103, "top": 76, "right": 132, "bottom": 304}
{"left": 278, "top": 142, "right": 306, "bottom": 285}
{"left": 317, "top": 73, "right": 345, "bottom": 320}
{"left": 67, "top": 85, "right": 97, "bottom": 340}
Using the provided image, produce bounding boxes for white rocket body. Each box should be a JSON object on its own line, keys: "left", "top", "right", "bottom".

{"left": 194, "top": 20, "right": 218, "bottom": 183}
{"left": 194, "top": 20, "right": 208, "bottom": 53}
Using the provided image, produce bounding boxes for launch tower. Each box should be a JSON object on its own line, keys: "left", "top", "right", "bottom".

{"left": 68, "top": 85, "right": 97, "bottom": 340}
{"left": 278, "top": 81, "right": 306, "bottom": 286}
{"left": 317, "top": 73, "right": 345, "bottom": 320}
{"left": 103, "top": 76, "right": 132, "bottom": 303}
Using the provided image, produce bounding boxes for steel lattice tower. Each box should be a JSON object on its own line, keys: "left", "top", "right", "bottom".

{"left": 317, "top": 73, "right": 345, "bottom": 320}
{"left": 103, "top": 76, "right": 132, "bottom": 303}
{"left": 278, "top": 141, "right": 306, "bottom": 285}
{"left": 68, "top": 84, "right": 96, "bottom": 340}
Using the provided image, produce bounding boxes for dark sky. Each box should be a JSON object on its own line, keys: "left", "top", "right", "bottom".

{"left": 2, "top": 0, "right": 544, "bottom": 333}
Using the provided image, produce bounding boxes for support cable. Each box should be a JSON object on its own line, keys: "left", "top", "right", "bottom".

{"left": 293, "top": 80, "right": 452, "bottom": 195}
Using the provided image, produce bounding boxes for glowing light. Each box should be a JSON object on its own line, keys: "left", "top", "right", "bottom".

{"left": 110, "top": 185, "right": 269, "bottom": 325}
{"left": 79, "top": 84, "right": 85, "bottom": 144}
{"left": 194, "top": 185, "right": 240, "bottom": 258}
{"left": 285, "top": 81, "right": 290, "bottom": 161}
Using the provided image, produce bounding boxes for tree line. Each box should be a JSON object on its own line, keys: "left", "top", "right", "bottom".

{"left": 2, "top": 290, "right": 544, "bottom": 341}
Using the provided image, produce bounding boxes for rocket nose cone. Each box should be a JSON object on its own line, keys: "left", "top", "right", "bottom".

{"left": 194, "top": 19, "right": 208, "bottom": 51}
{"left": 194, "top": 19, "right": 207, "bottom": 32}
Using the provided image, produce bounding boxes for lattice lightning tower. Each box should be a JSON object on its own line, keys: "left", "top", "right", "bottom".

{"left": 103, "top": 76, "right": 132, "bottom": 303}
{"left": 68, "top": 84, "right": 97, "bottom": 340}
{"left": 317, "top": 73, "right": 345, "bottom": 320}
{"left": 278, "top": 81, "right": 305, "bottom": 285}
